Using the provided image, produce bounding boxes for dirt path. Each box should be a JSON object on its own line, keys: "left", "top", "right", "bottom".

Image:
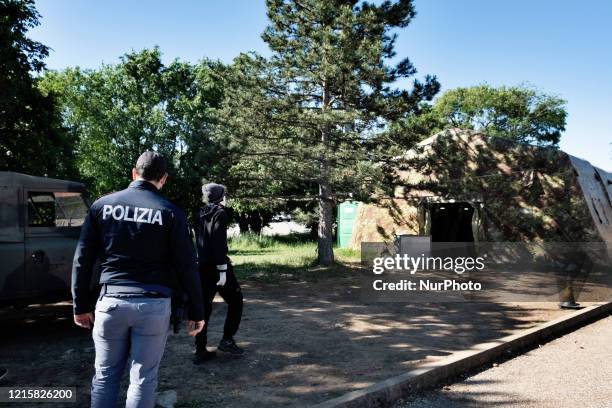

{"left": 0, "top": 275, "right": 571, "bottom": 407}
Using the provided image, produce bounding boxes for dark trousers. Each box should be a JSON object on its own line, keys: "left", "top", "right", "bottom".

{"left": 195, "top": 264, "right": 243, "bottom": 350}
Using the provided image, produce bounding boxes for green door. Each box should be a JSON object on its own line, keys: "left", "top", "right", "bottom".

{"left": 336, "top": 201, "right": 359, "bottom": 248}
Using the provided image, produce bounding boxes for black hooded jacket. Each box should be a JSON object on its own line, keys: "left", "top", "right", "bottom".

{"left": 196, "top": 203, "right": 229, "bottom": 268}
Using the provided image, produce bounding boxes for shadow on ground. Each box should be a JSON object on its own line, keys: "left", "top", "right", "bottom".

{"left": 394, "top": 379, "right": 537, "bottom": 408}
{"left": 0, "top": 271, "right": 570, "bottom": 407}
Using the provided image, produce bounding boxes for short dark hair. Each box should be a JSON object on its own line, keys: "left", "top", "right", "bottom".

{"left": 135, "top": 151, "right": 167, "bottom": 181}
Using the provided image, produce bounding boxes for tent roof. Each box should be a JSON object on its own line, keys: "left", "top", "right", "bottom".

{"left": 403, "top": 129, "right": 612, "bottom": 242}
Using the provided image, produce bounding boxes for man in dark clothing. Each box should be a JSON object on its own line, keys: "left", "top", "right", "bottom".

{"left": 193, "top": 183, "right": 244, "bottom": 363}
{"left": 72, "top": 151, "right": 205, "bottom": 407}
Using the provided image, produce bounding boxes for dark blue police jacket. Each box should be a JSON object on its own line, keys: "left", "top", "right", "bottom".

{"left": 71, "top": 180, "right": 204, "bottom": 320}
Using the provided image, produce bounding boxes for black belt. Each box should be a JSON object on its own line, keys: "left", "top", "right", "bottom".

{"left": 100, "top": 284, "right": 167, "bottom": 299}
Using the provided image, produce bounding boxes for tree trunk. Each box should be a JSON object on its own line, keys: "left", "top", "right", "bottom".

{"left": 317, "top": 183, "right": 334, "bottom": 265}
{"left": 247, "top": 211, "right": 263, "bottom": 235}
{"left": 317, "top": 77, "right": 334, "bottom": 266}
{"left": 237, "top": 213, "right": 250, "bottom": 234}
{"left": 309, "top": 221, "right": 319, "bottom": 239}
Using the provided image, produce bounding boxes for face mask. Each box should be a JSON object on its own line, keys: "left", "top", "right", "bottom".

{"left": 220, "top": 196, "right": 229, "bottom": 207}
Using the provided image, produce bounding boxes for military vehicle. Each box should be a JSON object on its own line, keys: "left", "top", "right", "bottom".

{"left": 0, "top": 172, "right": 90, "bottom": 307}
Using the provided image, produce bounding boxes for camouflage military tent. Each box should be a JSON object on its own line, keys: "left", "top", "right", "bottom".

{"left": 349, "top": 129, "right": 612, "bottom": 248}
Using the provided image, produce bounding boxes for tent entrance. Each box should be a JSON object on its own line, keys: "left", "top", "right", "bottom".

{"left": 430, "top": 202, "right": 475, "bottom": 242}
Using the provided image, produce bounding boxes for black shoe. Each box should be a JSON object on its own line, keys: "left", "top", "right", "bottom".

{"left": 193, "top": 349, "right": 217, "bottom": 364}
{"left": 218, "top": 338, "right": 244, "bottom": 355}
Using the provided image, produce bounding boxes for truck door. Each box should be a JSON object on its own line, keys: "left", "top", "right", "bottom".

{"left": 25, "top": 191, "right": 89, "bottom": 299}
{"left": 0, "top": 185, "right": 26, "bottom": 300}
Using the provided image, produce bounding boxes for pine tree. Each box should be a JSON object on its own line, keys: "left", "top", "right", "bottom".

{"left": 224, "top": 0, "right": 439, "bottom": 265}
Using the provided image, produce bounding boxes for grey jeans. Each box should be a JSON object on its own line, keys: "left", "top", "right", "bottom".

{"left": 91, "top": 296, "right": 171, "bottom": 408}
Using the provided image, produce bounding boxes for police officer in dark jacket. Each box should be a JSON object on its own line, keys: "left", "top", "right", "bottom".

{"left": 193, "top": 183, "right": 244, "bottom": 363}
{"left": 72, "top": 151, "right": 205, "bottom": 408}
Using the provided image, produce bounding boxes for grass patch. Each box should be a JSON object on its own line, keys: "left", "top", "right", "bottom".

{"left": 229, "top": 233, "right": 360, "bottom": 283}
{"left": 335, "top": 247, "right": 361, "bottom": 260}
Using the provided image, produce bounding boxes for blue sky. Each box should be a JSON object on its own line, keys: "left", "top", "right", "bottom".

{"left": 30, "top": 0, "right": 611, "bottom": 170}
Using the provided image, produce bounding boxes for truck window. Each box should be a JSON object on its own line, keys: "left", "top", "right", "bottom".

{"left": 54, "top": 192, "right": 88, "bottom": 227}
{"left": 28, "top": 192, "right": 56, "bottom": 227}
{"left": 28, "top": 192, "right": 88, "bottom": 227}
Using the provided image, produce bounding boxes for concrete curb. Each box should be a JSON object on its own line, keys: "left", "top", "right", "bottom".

{"left": 311, "top": 302, "right": 612, "bottom": 408}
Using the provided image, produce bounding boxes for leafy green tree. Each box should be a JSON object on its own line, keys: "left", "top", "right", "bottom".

{"left": 0, "top": 0, "right": 72, "bottom": 176}
{"left": 426, "top": 84, "right": 567, "bottom": 146}
{"left": 222, "top": 0, "right": 439, "bottom": 265}
{"left": 40, "top": 49, "right": 227, "bottom": 216}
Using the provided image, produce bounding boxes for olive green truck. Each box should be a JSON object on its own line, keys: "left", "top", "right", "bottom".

{"left": 0, "top": 172, "right": 90, "bottom": 307}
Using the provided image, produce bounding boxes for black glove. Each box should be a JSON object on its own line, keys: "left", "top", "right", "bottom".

{"left": 170, "top": 293, "right": 188, "bottom": 334}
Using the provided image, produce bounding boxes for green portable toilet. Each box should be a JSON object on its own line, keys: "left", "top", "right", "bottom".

{"left": 336, "top": 201, "right": 359, "bottom": 248}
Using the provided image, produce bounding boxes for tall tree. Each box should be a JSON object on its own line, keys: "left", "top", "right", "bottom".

{"left": 222, "top": 0, "right": 439, "bottom": 264}
{"left": 40, "top": 49, "right": 227, "bottom": 216}
{"left": 426, "top": 84, "right": 567, "bottom": 146}
{"left": 0, "top": 0, "right": 72, "bottom": 176}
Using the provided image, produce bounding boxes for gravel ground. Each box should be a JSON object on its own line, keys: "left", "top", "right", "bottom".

{"left": 0, "top": 275, "right": 572, "bottom": 407}
{"left": 395, "top": 314, "right": 612, "bottom": 408}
